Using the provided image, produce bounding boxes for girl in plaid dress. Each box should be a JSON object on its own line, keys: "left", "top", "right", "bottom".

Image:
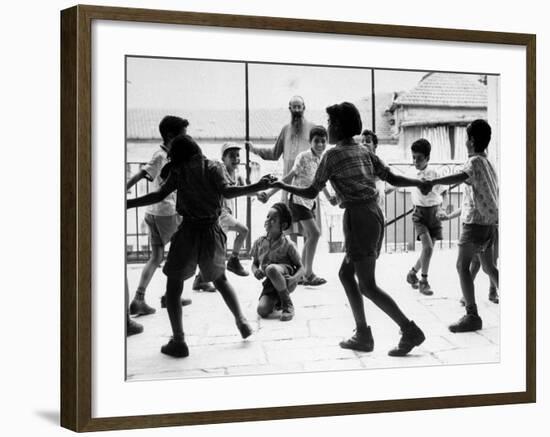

{"left": 274, "top": 102, "right": 429, "bottom": 357}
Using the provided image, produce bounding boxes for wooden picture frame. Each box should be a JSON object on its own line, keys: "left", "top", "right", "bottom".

{"left": 60, "top": 4, "right": 536, "bottom": 432}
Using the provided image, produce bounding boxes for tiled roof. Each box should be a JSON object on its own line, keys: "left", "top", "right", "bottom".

{"left": 392, "top": 73, "right": 487, "bottom": 108}
{"left": 127, "top": 93, "right": 395, "bottom": 141}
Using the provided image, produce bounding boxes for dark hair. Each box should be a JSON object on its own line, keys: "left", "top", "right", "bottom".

{"left": 158, "top": 115, "right": 189, "bottom": 144}
{"left": 326, "top": 102, "right": 362, "bottom": 138}
{"left": 361, "top": 129, "right": 378, "bottom": 146}
{"left": 309, "top": 125, "right": 328, "bottom": 142}
{"left": 271, "top": 202, "right": 293, "bottom": 231}
{"left": 160, "top": 134, "right": 202, "bottom": 179}
{"left": 467, "top": 119, "right": 492, "bottom": 152}
{"left": 411, "top": 138, "right": 431, "bottom": 158}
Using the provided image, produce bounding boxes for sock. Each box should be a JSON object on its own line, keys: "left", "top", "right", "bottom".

{"left": 411, "top": 267, "right": 418, "bottom": 273}
{"left": 172, "top": 333, "right": 185, "bottom": 343}
{"left": 231, "top": 252, "right": 239, "bottom": 259}
{"left": 134, "top": 288, "right": 145, "bottom": 300}
{"left": 465, "top": 304, "right": 478, "bottom": 316}
{"left": 421, "top": 274, "right": 428, "bottom": 282}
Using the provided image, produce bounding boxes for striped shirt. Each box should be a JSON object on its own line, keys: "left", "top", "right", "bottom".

{"left": 311, "top": 142, "right": 390, "bottom": 207}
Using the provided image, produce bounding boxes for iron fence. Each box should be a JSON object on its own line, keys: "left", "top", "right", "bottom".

{"left": 126, "top": 161, "right": 465, "bottom": 263}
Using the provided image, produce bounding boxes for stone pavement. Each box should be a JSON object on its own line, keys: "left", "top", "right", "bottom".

{"left": 126, "top": 247, "right": 500, "bottom": 381}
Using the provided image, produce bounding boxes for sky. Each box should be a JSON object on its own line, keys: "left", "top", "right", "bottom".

{"left": 126, "top": 56, "right": 428, "bottom": 111}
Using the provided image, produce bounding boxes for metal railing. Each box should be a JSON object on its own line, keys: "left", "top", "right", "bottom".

{"left": 126, "top": 161, "right": 254, "bottom": 263}
{"left": 126, "top": 161, "right": 465, "bottom": 262}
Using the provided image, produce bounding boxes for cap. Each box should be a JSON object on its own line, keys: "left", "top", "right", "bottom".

{"left": 221, "top": 142, "right": 242, "bottom": 157}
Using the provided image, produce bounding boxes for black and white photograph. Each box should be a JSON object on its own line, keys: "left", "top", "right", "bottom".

{"left": 125, "top": 56, "right": 501, "bottom": 381}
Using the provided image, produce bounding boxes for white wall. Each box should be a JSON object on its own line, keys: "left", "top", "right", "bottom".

{"left": 1, "top": 0, "right": 546, "bottom": 436}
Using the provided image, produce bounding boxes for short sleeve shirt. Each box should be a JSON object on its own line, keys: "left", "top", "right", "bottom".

{"left": 160, "top": 155, "right": 228, "bottom": 225}
{"left": 142, "top": 146, "right": 177, "bottom": 216}
{"left": 460, "top": 155, "right": 499, "bottom": 225}
{"left": 220, "top": 164, "right": 244, "bottom": 215}
{"left": 250, "top": 235, "right": 301, "bottom": 272}
{"left": 411, "top": 166, "right": 444, "bottom": 207}
{"left": 290, "top": 148, "right": 321, "bottom": 209}
{"left": 375, "top": 179, "right": 387, "bottom": 217}
{"left": 311, "top": 143, "right": 390, "bottom": 206}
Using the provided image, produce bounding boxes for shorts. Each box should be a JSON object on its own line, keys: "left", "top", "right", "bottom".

{"left": 144, "top": 213, "right": 181, "bottom": 246}
{"left": 219, "top": 209, "right": 240, "bottom": 233}
{"left": 258, "top": 264, "right": 297, "bottom": 300}
{"left": 343, "top": 201, "right": 385, "bottom": 261}
{"left": 289, "top": 197, "right": 315, "bottom": 222}
{"left": 163, "top": 222, "right": 227, "bottom": 282}
{"left": 412, "top": 205, "right": 443, "bottom": 241}
{"left": 458, "top": 223, "right": 498, "bottom": 253}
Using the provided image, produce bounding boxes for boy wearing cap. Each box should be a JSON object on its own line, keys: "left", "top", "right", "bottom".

{"left": 219, "top": 142, "right": 250, "bottom": 276}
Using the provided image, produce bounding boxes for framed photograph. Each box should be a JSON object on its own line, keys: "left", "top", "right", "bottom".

{"left": 60, "top": 4, "right": 536, "bottom": 432}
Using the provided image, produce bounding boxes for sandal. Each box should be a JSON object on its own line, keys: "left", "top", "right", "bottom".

{"left": 303, "top": 274, "right": 327, "bottom": 286}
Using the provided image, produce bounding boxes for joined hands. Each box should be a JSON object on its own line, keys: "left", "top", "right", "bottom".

{"left": 257, "top": 174, "right": 279, "bottom": 190}
{"left": 419, "top": 179, "right": 433, "bottom": 196}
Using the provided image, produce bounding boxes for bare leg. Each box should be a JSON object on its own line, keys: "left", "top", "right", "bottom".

{"left": 257, "top": 294, "right": 278, "bottom": 318}
{"left": 456, "top": 244, "right": 477, "bottom": 308}
{"left": 479, "top": 247, "right": 499, "bottom": 288}
{"left": 470, "top": 254, "right": 481, "bottom": 281}
{"left": 264, "top": 264, "right": 294, "bottom": 321}
{"left": 338, "top": 257, "right": 368, "bottom": 331}
{"left": 354, "top": 256, "right": 409, "bottom": 328}
{"left": 213, "top": 274, "right": 252, "bottom": 337}
{"left": 225, "top": 222, "right": 250, "bottom": 277}
{"left": 228, "top": 222, "right": 248, "bottom": 256}
{"left": 135, "top": 244, "right": 164, "bottom": 296}
{"left": 212, "top": 274, "right": 246, "bottom": 322}
{"left": 418, "top": 233, "right": 434, "bottom": 276}
{"left": 165, "top": 276, "right": 185, "bottom": 340}
{"left": 300, "top": 218, "right": 321, "bottom": 277}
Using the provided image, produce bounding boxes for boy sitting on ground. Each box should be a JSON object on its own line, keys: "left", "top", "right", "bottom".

{"left": 251, "top": 202, "right": 305, "bottom": 322}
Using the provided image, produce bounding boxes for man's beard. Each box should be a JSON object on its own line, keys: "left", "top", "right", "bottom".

{"left": 290, "top": 112, "right": 304, "bottom": 130}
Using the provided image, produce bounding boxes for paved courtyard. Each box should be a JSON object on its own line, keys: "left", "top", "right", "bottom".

{"left": 126, "top": 246, "right": 500, "bottom": 381}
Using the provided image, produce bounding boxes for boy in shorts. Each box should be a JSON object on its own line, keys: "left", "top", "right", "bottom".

{"left": 406, "top": 139, "right": 446, "bottom": 296}
{"left": 126, "top": 115, "right": 191, "bottom": 315}
{"left": 127, "top": 134, "right": 275, "bottom": 357}
{"left": 442, "top": 208, "right": 499, "bottom": 304}
{"left": 274, "top": 102, "right": 427, "bottom": 356}
{"left": 426, "top": 119, "right": 499, "bottom": 332}
{"left": 258, "top": 126, "right": 336, "bottom": 286}
{"left": 251, "top": 203, "right": 304, "bottom": 321}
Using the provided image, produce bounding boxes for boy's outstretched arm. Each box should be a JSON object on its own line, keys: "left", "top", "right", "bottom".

{"left": 384, "top": 171, "right": 423, "bottom": 188}
{"left": 223, "top": 174, "right": 277, "bottom": 199}
{"left": 258, "top": 171, "right": 296, "bottom": 203}
{"left": 126, "top": 169, "right": 147, "bottom": 190}
{"left": 431, "top": 172, "right": 469, "bottom": 186}
{"left": 127, "top": 189, "right": 170, "bottom": 209}
{"left": 272, "top": 181, "right": 319, "bottom": 200}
